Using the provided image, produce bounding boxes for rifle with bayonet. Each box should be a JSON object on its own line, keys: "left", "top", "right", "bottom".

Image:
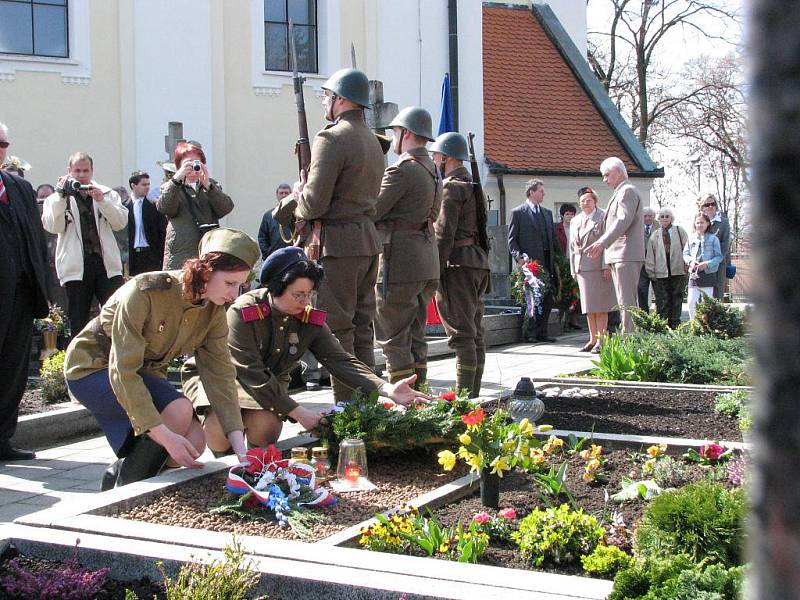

{"left": 467, "top": 132, "right": 490, "bottom": 254}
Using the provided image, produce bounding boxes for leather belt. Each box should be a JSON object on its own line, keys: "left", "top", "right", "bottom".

{"left": 453, "top": 238, "right": 474, "bottom": 247}
{"left": 376, "top": 220, "right": 427, "bottom": 232}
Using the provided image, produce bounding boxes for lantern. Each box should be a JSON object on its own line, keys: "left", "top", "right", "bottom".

{"left": 507, "top": 377, "right": 545, "bottom": 422}
{"left": 336, "top": 438, "right": 369, "bottom": 486}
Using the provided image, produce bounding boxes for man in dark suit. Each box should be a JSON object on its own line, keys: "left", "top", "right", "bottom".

{"left": 508, "top": 178, "right": 559, "bottom": 342}
{"left": 126, "top": 171, "right": 166, "bottom": 276}
{"left": 0, "top": 122, "right": 50, "bottom": 460}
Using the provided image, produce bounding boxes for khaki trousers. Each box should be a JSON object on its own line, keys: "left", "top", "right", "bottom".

{"left": 610, "top": 261, "right": 643, "bottom": 334}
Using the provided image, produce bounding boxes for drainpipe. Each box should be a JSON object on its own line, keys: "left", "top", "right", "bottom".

{"left": 448, "top": 0, "right": 459, "bottom": 129}
{"left": 497, "top": 172, "right": 507, "bottom": 227}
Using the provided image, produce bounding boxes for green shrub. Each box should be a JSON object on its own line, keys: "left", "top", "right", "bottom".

{"left": 609, "top": 555, "right": 746, "bottom": 600}
{"left": 628, "top": 306, "right": 671, "bottom": 334}
{"left": 40, "top": 351, "right": 69, "bottom": 404}
{"left": 589, "top": 334, "right": 654, "bottom": 381}
{"left": 622, "top": 333, "right": 750, "bottom": 385}
{"left": 714, "top": 390, "right": 752, "bottom": 432}
{"left": 158, "top": 540, "right": 264, "bottom": 600}
{"left": 690, "top": 296, "right": 746, "bottom": 339}
{"left": 650, "top": 456, "right": 695, "bottom": 489}
{"left": 581, "top": 544, "right": 634, "bottom": 578}
{"left": 512, "top": 503, "right": 604, "bottom": 567}
{"left": 634, "top": 482, "right": 746, "bottom": 568}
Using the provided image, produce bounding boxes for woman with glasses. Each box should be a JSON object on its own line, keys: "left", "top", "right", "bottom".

{"left": 683, "top": 212, "right": 724, "bottom": 319}
{"left": 183, "top": 246, "right": 429, "bottom": 454}
{"left": 645, "top": 208, "right": 689, "bottom": 328}
{"left": 698, "top": 193, "right": 731, "bottom": 300}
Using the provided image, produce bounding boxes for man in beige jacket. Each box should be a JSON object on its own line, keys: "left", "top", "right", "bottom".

{"left": 585, "top": 157, "right": 644, "bottom": 333}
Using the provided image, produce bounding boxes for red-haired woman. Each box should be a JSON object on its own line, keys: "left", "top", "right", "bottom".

{"left": 64, "top": 228, "right": 260, "bottom": 489}
{"left": 156, "top": 140, "right": 234, "bottom": 269}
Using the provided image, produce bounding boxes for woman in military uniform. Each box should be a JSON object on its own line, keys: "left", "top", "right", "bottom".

{"left": 64, "top": 228, "right": 260, "bottom": 488}
{"left": 184, "top": 246, "right": 429, "bottom": 453}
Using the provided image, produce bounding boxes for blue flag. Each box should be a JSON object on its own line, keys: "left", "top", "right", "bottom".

{"left": 437, "top": 73, "right": 455, "bottom": 136}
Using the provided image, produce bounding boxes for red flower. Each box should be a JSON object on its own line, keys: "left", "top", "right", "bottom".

{"left": 498, "top": 507, "right": 517, "bottom": 520}
{"left": 439, "top": 391, "right": 457, "bottom": 401}
{"left": 461, "top": 407, "right": 486, "bottom": 427}
{"left": 245, "top": 444, "right": 286, "bottom": 474}
{"left": 700, "top": 443, "right": 725, "bottom": 461}
{"left": 382, "top": 401, "right": 395, "bottom": 409}
{"left": 526, "top": 261, "right": 541, "bottom": 277}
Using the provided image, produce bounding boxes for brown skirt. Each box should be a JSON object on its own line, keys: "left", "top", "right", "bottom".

{"left": 576, "top": 270, "right": 617, "bottom": 313}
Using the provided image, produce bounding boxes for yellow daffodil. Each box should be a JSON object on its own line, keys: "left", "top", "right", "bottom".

{"left": 490, "top": 456, "right": 511, "bottom": 477}
{"left": 643, "top": 458, "right": 656, "bottom": 474}
{"left": 438, "top": 449, "right": 457, "bottom": 471}
{"left": 439, "top": 543, "right": 450, "bottom": 553}
{"left": 518, "top": 418, "right": 534, "bottom": 435}
{"left": 586, "top": 458, "right": 601, "bottom": 471}
{"left": 459, "top": 433, "right": 472, "bottom": 446}
{"left": 467, "top": 454, "right": 483, "bottom": 472}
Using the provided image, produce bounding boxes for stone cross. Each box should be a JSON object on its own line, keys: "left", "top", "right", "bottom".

{"left": 365, "top": 80, "right": 397, "bottom": 166}
{"left": 164, "top": 121, "right": 184, "bottom": 159}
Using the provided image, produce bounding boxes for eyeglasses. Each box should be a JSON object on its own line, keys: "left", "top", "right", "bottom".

{"left": 0, "top": 141, "right": 9, "bottom": 148}
{"left": 658, "top": 215, "right": 671, "bottom": 219}
{"left": 701, "top": 202, "right": 716, "bottom": 208}
{"left": 290, "top": 291, "right": 315, "bottom": 303}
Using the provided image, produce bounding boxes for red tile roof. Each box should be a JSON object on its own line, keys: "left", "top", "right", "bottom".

{"left": 483, "top": 5, "right": 641, "bottom": 174}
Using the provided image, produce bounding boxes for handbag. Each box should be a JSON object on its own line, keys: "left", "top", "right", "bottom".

{"left": 726, "top": 263, "right": 737, "bottom": 279}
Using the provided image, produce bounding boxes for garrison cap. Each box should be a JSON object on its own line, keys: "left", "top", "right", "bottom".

{"left": 259, "top": 246, "right": 308, "bottom": 284}
{"left": 198, "top": 228, "right": 260, "bottom": 269}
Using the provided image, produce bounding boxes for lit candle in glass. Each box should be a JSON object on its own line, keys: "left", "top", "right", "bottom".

{"left": 344, "top": 461, "right": 361, "bottom": 482}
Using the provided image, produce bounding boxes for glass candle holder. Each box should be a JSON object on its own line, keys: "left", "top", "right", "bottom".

{"left": 336, "top": 438, "right": 368, "bottom": 485}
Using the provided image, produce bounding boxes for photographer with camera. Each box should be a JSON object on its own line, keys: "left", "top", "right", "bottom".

{"left": 42, "top": 152, "right": 128, "bottom": 339}
{"left": 156, "top": 141, "right": 233, "bottom": 269}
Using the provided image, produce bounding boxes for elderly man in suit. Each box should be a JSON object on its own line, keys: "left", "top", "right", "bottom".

{"left": 508, "top": 178, "right": 559, "bottom": 343}
{"left": 0, "top": 122, "right": 50, "bottom": 460}
{"left": 585, "top": 157, "right": 644, "bottom": 333}
{"left": 638, "top": 207, "right": 656, "bottom": 311}
{"left": 126, "top": 170, "right": 166, "bottom": 276}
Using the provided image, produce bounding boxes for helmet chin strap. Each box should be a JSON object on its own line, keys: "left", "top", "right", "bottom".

{"left": 326, "top": 94, "right": 338, "bottom": 122}
{"left": 397, "top": 128, "right": 406, "bottom": 155}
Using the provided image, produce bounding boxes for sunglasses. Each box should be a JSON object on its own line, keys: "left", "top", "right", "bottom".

{"left": 701, "top": 202, "right": 716, "bottom": 208}
{"left": 0, "top": 141, "right": 9, "bottom": 149}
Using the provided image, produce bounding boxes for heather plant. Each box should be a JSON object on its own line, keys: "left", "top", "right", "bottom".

{"left": 40, "top": 350, "right": 69, "bottom": 403}
{"left": 158, "top": 539, "right": 265, "bottom": 600}
{"left": 634, "top": 482, "right": 746, "bottom": 568}
{"left": 512, "top": 503, "right": 604, "bottom": 567}
{"left": 0, "top": 543, "right": 109, "bottom": 600}
{"left": 649, "top": 455, "right": 695, "bottom": 489}
{"left": 581, "top": 544, "right": 634, "bottom": 578}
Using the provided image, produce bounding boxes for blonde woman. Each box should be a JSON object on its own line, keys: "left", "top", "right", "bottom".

{"left": 645, "top": 208, "right": 689, "bottom": 328}
{"left": 569, "top": 189, "right": 616, "bottom": 352}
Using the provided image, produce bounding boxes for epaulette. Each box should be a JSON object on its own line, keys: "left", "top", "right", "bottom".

{"left": 136, "top": 273, "right": 174, "bottom": 291}
{"left": 296, "top": 305, "right": 326, "bottom": 326}
{"left": 240, "top": 302, "right": 271, "bottom": 322}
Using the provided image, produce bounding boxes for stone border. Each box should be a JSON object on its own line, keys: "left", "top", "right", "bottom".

{"left": 544, "top": 376, "right": 752, "bottom": 392}
{"left": 12, "top": 402, "right": 99, "bottom": 448}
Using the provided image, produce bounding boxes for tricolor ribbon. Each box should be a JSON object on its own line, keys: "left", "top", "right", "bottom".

{"left": 225, "top": 460, "right": 336, "bottom": 509}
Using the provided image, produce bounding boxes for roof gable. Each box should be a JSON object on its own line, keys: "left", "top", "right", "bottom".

{"left": 483, "top": 3, "right": 662, "bottom": 177}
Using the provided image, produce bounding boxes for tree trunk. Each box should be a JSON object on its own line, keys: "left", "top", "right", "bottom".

{"left": 749, "top": 0, "right": 800, "bottom": 597}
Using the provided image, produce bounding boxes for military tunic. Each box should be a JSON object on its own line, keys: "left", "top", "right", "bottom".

{"left": 434, "top": 166, "right": 490, "bottom": 396}
{"left": 64, "top": 271, "right": 244, "bottom": 438}
{"left": 374, "top": 147, "right": 441, "bottom": 383}
{"left": 184, "top": 289, "right": 386, "bottom": 416}
{"left": 295, "top": 109, "right": 386, "bottom": 401}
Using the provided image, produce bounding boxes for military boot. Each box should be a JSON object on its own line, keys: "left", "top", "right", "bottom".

{"left": 387, "top": 366, "right": 415, "bottom": 384}
{"left": 413, "top": 364, "right": 428, "bottom": 390}
{"left": 100, "top": 459, "right": 124, "bottom": 491}
{"left": 455, "top": 362, "right": 477, "bottom": 397}
{"left": 470, "top": 349, "right": 486, "bottom": 399}
{"left": 115, "top": 437, "right": 170, "bottom": 487}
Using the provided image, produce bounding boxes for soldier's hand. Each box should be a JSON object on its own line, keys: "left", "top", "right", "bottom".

{"left": 149, "top": 425, "right": 203, "bottom": 469}
{"left": 386, "top": 375, "right": 432, "bottom": 407}
{"left": 289, "top": 406, "right": 322, "bottom": 431}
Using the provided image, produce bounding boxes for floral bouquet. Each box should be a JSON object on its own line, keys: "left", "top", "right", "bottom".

{"left": 211, "top": 445, "right": 336, "bottom": 535}
{"left": 438, "top": 407, "right": 552, "bottom": 477}
{"left": 34, "top": 304, "right": 68, "bottom": 335}
{"left": 510, "top": 255, "right": 551, "bottom": 317}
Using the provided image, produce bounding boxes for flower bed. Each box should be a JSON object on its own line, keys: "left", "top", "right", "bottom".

{"left": 107, "top": 450, "right": 469, "bottom": 542}
{"left": 536, "top": 385, "right": 743, "bottom": 441}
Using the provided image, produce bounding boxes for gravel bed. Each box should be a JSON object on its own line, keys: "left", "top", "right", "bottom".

{"left": 536, "top": 386, "right": 742, "bottom": 441}
{"left": 110, "top": 450, "right": 469, "bottom": 542}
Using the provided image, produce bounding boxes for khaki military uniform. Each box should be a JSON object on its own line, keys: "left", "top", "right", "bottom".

{"left": 374, "top": 147, "right": 441, "bottom": 384}
{"left": 64, "top": 271, "right": 244, "bottom": 437}
{"left": 183, "top": 289, "right": 386, "bottom": 416}
{"left": 157, "top": 179, "right": 234, "bottom": 269}
{"left": 434, "top": 166, "right": 490, "bottom": 397}
{"left": 295, "top": 109, "right": 385, "bottom": 402}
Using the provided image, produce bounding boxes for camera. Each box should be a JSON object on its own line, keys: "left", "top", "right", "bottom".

{"left": 191, "top": 160, "right": 202, "bottom": 172}
{"left": 57, "top": 177, "right": 92, "bottom": 198}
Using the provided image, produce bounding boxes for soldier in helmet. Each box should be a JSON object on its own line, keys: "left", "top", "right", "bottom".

{"left": 430, "top": 132, "right": 490, "bottom": 397}
{"left": 286, "top": 68, "right": 386, "bottom": 403}
{"left": 374, "top": 107, "right": 440, "bottom": 387}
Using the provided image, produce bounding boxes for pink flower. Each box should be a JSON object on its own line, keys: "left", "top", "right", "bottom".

{"left": 498, "top": 507, "right": 517, "bottom": 520}
{"left": 472, "top": 511, "right": 491, "bottom": 525}
{"left": 700, "top": 443, "right": 725, "bottom": 461}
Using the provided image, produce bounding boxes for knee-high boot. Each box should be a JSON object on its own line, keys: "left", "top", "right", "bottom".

{"left": 470, "top": 349, "right": 486, "bottom": 399}
{"left": 114, "top": 436, "right": 170, "bottom": 487}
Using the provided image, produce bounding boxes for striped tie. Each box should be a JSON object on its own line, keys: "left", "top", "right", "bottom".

{"left": 0, "top": 177, "right": 8, "bottom": 204}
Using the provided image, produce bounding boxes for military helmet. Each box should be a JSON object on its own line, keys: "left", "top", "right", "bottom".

{"left": 429, "top": 131, "right": 469, "bottom": 161}
{"left": 388, "top": 106, "right": 434, "bottom": 141}
{"left": 321, "top": 68, "right": 371, "bottom": 108}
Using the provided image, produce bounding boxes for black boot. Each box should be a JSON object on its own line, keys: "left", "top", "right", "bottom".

{"left": 115, "top": 437, "right": 169, "bottom": 487}
{"left": 471, "top": 349, "right": 486, "bottom": 399}
{"left": 100, "top": 459, "right": 124, "bottom": 491}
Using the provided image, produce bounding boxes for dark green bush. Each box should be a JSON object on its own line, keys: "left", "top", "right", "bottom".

{"left": 40, "top": 351, "right": 69, "bottom": 403}
{"left": 690, "top": 296, "right": 746, "bottom": 339}
{"left": 609, "top": 555, "right": 745, "bottom": 600}
{"left": 628, "top": 306, "right": 671, "bottom": 334}
{"left": 634, "top": 482, "right": 746, "bottom": 568}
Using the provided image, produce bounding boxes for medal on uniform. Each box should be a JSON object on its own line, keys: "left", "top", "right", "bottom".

{"left": 158, "top": 320, "right": 166, "bottom": 333}
{"left": 288, "top": 332, "right": 299, "bottom": 355}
